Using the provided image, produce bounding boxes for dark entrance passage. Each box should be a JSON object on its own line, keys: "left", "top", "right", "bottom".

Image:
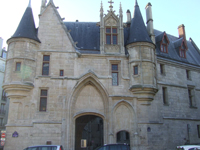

{"left": 75, "top": 115, "right": 104, "bottom": 150}
{"left": 117, "top": 131, "right": 130, "bottom": 145}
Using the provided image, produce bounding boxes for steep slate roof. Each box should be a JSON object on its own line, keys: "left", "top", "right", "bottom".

{"left": 126, "top": 1, "right": 153, "bottom": 45}
{"left": 154, "top": 29, "right": 200, "bottom": 66}
{"left": 65, "top": 22, "right": 100, "bottom": 54}
{"left": 62, "top": 1, "right": 200, "bottom": 66}
{"left": 11, "top": 4, "right": 40, "bottom": 42}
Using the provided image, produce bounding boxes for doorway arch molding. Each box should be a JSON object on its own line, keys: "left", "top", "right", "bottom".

{"left": 73, "top": 112, "right": 105, "bottom": 120}
{"left": 111, "top": 100, "right": 138, "bottom": 148}
{"left": 67, "top": 72, "right": 109, "bottom": 150}
{"left": 68, "top": 71, "right": 109, "bottom": 114}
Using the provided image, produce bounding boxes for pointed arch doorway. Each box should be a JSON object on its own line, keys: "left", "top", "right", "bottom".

{"left": 75, "top": 115, "right": 104, "bottom": 150}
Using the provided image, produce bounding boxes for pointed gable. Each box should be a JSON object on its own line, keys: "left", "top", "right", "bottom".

{"left": 11, "top": 6, "right": 40, "bottom": 43}
{"left": 38, "top": 0, "right": 76, "bottom": 51}
{"left": 126, "top": 1, "right": 153, "bottom": 45}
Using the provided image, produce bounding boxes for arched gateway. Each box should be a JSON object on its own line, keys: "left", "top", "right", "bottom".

{"left": 75, "top": 115, "right": 104, "bottom": 150}
{"left": 68, "top": 73, "right": 109, "bottom": 150}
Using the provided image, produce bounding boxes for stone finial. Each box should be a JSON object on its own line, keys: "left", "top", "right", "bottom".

{"left": 135, "top": 0, "right": 138, "bottom": 6}
{"left": 28, "top": 0, "right": 31, "bottom": 8}
{"left": 119, "top": 2, "right": 123, "bottom": 15}
{"left": 100, "top": 1, "right": 104, "bottom": 15}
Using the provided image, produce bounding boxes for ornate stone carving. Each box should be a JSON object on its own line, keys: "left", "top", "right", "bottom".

{"left": 105, "top": 17, "right": 117, "bottom": 26}
{"left": 105, "top": 44, "right": 120, "bottom": 53}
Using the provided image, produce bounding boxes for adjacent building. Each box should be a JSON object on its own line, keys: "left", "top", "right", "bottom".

{"left": 0, "top": 37, "right": 8, "bottom": 150}
{"left": 3, "top": 0, "right": 200, "bottom": 150}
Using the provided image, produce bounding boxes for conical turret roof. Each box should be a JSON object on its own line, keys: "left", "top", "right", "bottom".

{"left": 126, "top": 1, "right": 153, "bottom": 45}
{"left": 11, "top": 2, "right": 40, "bottom": 42}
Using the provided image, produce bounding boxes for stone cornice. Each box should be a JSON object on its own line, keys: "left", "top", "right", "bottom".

{"left": 163, "top": 117, "right": 200, "bottom": 121}
{"left": 126, "top": 42, "right": 155, "bottom": 49}
{"left": 157, "top": 56, "right": 200, "bottom": 71}
{"left": 6, "top": 57, "right": 35, "bottom": 62}
{"left": 3, "top": 82, "right": 34, "bottom": 98}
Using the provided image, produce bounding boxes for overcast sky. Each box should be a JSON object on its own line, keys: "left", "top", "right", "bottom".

{"left": 0, "top": 0, "right": 199, "bottom": 49}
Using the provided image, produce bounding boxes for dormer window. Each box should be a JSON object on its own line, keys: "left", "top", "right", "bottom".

{"left": 179, "top": 42, "right": 187, "bottom": 58}
{"left": 160, "top": 33, "right": 169, "bottom": 53}
{"left": 106, "top": 27, "right": 118, "bottom": 45}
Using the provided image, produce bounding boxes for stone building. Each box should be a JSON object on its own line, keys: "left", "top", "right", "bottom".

{"left": 3, "top": 0, "right": 200, "bottom": 150}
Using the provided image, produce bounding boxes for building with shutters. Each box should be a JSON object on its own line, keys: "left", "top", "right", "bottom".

{"left": 3, "top": 0, "right": 200, "bottom": 150}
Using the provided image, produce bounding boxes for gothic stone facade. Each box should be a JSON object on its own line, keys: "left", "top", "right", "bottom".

{"left": 3, "top": 0, "right": 200, "bottom": 150}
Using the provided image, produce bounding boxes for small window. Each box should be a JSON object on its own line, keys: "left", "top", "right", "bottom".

{"left": 40, "top": 90, "right": 48, "bottom": 111}
{"left": 160, "top": 64, "right": 165, "bottom": 75}
{"left": 133, "top": 66, "right": 138, "bottom": 75}
{"left": 197, "top": 125, "right": 200, "bottom": 138}
{"left": 186, "top": 70, "right": 191, "bottom": 80}
{"left": 112, "top": 64, "right": 118, "bottom": 86}
{"left": 42, "top": 55, "right": 50, "bottom": 75}
{"left": 179, "top": 41, "right": 187, "bottom": 58}
{"left": 188, "top": 88, "right": 195, "bottom": 107}
{"left": 160, "top": 34, "right": 169, "bottom": 53}
{"left": 161, "top": 44, "right": 167, "bottom": 53}
{"left": 162, "top": 87, "right": 168, "bottom": 105}
{"left": 180, "top": 49, "right": 186, "bottom": 58}
{"left": 60, "top": 70, "right": 64, "bottom": 76}
{"left": 16, "top": 62, "right": 21, "bottom": 71}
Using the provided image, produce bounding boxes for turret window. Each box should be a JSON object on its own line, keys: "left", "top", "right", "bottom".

{"left": 106, "top": 27, "right": 118, "bottom": 45}
{"left": 134, "top": 66, "right": 138, "bottom": 75}
{"left": 16, "top": 62, "right": 21, "bottom": 71}
{"left": 42, "top": 55, "right": 50, "bottom": 75}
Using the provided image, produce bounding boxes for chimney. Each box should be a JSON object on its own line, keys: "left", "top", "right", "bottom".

{"left": 178, "top": 24, "right": 186, "bottom": 41}
{"left": 126, "top": 9, "right": 131, "bottom": 23}
{"left": 145, "top": 2, "right": 155, "bottom": 44}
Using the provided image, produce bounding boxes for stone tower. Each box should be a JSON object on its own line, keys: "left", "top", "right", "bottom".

{"left": 126, "top": 0, "right": 157, "bottom": 103}
{"left": 3, "top": 0, "right": 40, "bottom": 125}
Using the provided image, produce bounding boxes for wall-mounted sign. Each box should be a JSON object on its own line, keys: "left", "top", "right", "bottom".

{"left": 81, "top": 139, "right": 87, "bottom": 148}
{"left": 0, "top": 141, "right": 5, "bottom": 146}
{"left": 12, "top": 131, "right": 18, "bottom": 137}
